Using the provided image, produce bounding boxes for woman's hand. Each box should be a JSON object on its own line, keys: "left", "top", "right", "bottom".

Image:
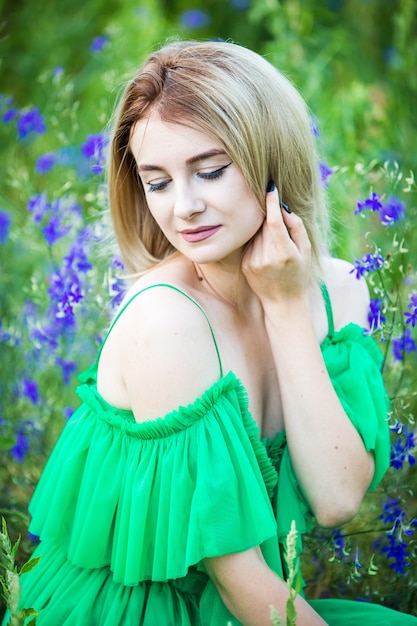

{"left": 242, "top": 185, "right": 311, "bottom": 304}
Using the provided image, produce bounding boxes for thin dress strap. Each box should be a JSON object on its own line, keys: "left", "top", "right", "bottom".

{"left": 99, "top": 283, "right": 224, "bottom": 378}
{"left": 321, "top": 283, "right": 334, "bottom": 337}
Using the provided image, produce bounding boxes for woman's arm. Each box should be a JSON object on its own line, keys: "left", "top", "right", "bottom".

{"left": 204, "top": 548, "right": 328, "bottom": 626}
{"left": 242, "top": 189, "right": 375, "bottom": 527}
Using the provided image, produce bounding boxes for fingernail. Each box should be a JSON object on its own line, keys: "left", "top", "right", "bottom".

{"left": 266, "top": 179, "right": 276, "bottom": 193}
{"left": 281, "top": 201, "right": 292, "bottom": 214}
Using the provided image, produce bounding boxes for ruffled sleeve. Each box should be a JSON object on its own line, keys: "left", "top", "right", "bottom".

{"left": 28, "top": 372, "right": 278, "bottom": 586}
{"left": 321, "top": 323, "right": 390, "bottom": 490}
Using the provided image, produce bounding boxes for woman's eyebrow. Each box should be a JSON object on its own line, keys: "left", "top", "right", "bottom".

{"left": 137, "top": 149, "right": 227, "bottom": 172}
{"left": 186, "top": 149, "right": 227, "bottom": 165}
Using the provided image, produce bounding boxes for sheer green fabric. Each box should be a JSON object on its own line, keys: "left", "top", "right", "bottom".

{"left": 4, "top": 286, "right": 416, "bottom": 625}
{"left": 28, "top": 373, "right": 278, "bottom": 585}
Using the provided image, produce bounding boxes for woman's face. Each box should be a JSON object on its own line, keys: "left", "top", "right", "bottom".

{"left": 130, "top": 115, "right": 264, "bottom": 267}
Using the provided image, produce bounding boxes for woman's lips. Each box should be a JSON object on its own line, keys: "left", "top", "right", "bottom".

{"left": 180, "top": 225, "right": 221, "bottom": 243}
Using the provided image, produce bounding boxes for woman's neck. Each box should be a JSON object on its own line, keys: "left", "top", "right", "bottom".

{"left": 191, "top": 260, "right": 255, "bottom": 312}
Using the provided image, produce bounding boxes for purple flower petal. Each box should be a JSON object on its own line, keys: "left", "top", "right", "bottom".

{"left": 0, "top": 210, "right": 11, "bottom": 244}
{"left": 17, "top": 107, "right": 47, "bottom": 140}
{"left": 90, "top": 36, "right": 108, "bottom": 52}
{"left": 36, "top": 152, "right": 57, "bottom": 174}
{"left": 180, "top": 9, "right": 211, "bottom": 28}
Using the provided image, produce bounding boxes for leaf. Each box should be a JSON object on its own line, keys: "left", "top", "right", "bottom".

{"left": 19, "top": 557, "right": 42, "bottom": 576}
{"left": 294, "top": 571, "right": 303, "bottom": 594}
{"left": 11, "top": 537, "right": 21, "bottom": 560}
{"left": 285, "top": 598, "right": 297, "bottom": 626}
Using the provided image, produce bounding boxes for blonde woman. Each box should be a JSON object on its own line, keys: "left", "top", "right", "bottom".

{"left": 8, "top": 41, "right": 417, "bottom": 625}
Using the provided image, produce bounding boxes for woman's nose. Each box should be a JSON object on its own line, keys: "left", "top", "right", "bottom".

{"left": 173, "top": 184, "right": 206, "bottom": 220}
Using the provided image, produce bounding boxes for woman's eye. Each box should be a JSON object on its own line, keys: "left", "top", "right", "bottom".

{"left": 146, "top": 180, "right": 169, "bottom": 193}
{"left": 198, "top": 161, "right": 233, "bottom": 181}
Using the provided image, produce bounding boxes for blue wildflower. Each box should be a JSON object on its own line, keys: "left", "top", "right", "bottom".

{"left": 17, "top": 107, "right": 47, "bottom": 140}
{"left": 331, "top": 528, "right": 346, "bottom": 560}
{"left": 379, "top": 498, "right": 403, "bottom": 526}
{"left": 53, "top": 66, "right": 64, "bottom": 78}
{"left": 81, "top": 133, "right": 105, "bottom": 159}
{"left": 90, "top": 36, "right": 109, "bottom": 52}
{"left": 351, "top": 260, "right": 367, "bottom": 279}
{"left": 392, "top": 328, "right": 417, "bottom": 361}
{"left": 111, "top": 256, "right": 125, "bottom": 270}
{"left": 3, "top": 108, "right": 18, "bottom": 123}
{"left": 11, "top": 432, "right": 30, "bottom": 463}
{"left": 48, "top": 267, "right": 83, "bottom": 319}
{"left": 63, "top": 406, "right": 75, "bottom": 419}
{"left": 22, "top": 379, "right": 39, "bottom": 405}
{"left": 36, "top": 152, "right": 57, "bottom": 174}
{"left": 27, "top": 192, "right": 50, "bottom": 223}
{"left": 378, "top": 497, "right": 416, "bottom": 574}
{"left": 350, "top": 252, "right": 385, "bottom": 279}
{"left": 66, "top": 235, "right": 93, "bottom": 273}
{"left": 109, "top": 256, "right": 126, "bottom": 307}
{"left": 180, "top": 9, "right": 211, "bottom": 28}
{"left": 1, "top": 95, "right": 16, "bottom": 121}
{"left": 379, "top": 195, "right": 405, "bottom": 226}
{"left": 355, "top": 191, "right": 383, "bottom": 215}
{"left": 110, "top": 278, "right": 126, "bottom": 308}
{"left": 47, "top": 233, "right": 92, "bottom": 323}
{"left": 390, "top": 420, "right": 403, "bottom": 435}
{"left": 368, "top": 298, "right": 385, "bottom": 330}
{"left": 90, "top": 35, "right": 109, "bottom": 52}
{"left": 56, "top": 357, "right": 77, "bottom": 385}
{"left": 319, "top": 162, "right": 333, "bottom": 188}
{"left": 390, "top": 425, "right": 416, "bottom": 469}
{"left": 29, "top": 194, "right": 82, "bottom": 241}
{"left": 81, "top": 132, "right": 108, "bottom": 175}
{"left": 382, "top": 534, "right": 409, "bottom": 574}
{"left": 404, "top": 293, "right": 417, "bottom": 328}
{"left": 42, "top": 214, "right": 71, "bottom": 246}
{"left": 0, "top": 210, "right": 11, "bottom": 244}
{"left": 30, "top": 326, "right": 59, "bottom": 351}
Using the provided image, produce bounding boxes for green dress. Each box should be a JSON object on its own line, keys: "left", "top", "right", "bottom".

{"left": 5, "top": 284, "right": 417, "bottom": 625}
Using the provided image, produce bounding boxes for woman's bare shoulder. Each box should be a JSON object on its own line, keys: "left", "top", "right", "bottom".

{"left": 113, "top": 270, "right": 222, "bottom": 422}
{"left": 321, "top": 256, "right": 370, "bottom": 330}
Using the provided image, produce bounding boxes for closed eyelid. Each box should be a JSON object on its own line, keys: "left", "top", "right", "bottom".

{"left": 144, "top": 178, "right": 170, "bottom": 192}
{"left": 141, "top": 161, "right": 232, "bottom": 185}
{"left": 197, "top": 161, "right": 233, "bottom": 177}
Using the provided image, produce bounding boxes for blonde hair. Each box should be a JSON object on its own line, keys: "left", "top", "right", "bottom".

{"left": 109, "top": 40, "right": 329, "bottom": 279}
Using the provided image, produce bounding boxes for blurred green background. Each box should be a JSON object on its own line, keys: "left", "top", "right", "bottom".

{"left": 1, "top": 0, "right": 416, "bottom": 256}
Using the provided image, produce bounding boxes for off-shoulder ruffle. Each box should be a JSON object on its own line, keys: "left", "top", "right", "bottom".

{"left": 28, "top": 372, "right": 278, "bottom": 585}
{"left": 320, "top": 322, "right": 384, "bottom": 364}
